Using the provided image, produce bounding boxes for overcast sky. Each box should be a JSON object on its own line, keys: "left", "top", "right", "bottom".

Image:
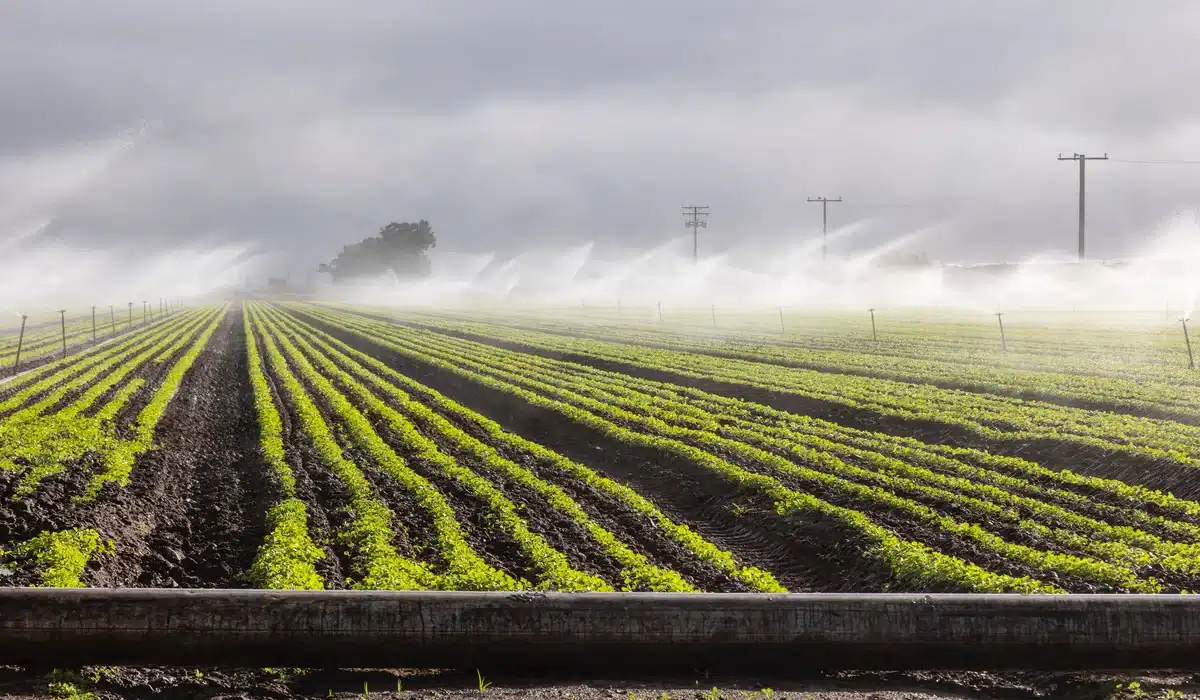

{"left": 4, "top": 0, "right": 1200, "bottom": 274}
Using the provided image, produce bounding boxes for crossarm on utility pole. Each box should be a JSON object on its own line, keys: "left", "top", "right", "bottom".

{"left": 807, "top": 197, "right": 842, "bottom": 260}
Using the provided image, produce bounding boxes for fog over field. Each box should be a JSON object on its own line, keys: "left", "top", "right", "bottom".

{"left": 4, "top": 1, "right": 1200, "bottom": 315}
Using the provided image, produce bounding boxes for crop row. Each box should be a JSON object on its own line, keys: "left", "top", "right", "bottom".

{"left": 340, "top": 309, "right": 1200, "bottom": 473}
{"left": 405, "top": 316, "right": 1200, "bottom": 421}
{"left": 246, "top": 302, "right": 785, "bottom": 592}
{"left": 0, "top": 306, "right": 227, "bottom": 585}
{"left": 285, "top": 304, "right": 1081, "bottom": 593}
{"left": 300, "top": 304, "right": 1200, "bottom": 592}
{"left": 0, "top": 310, "right": 217, "bottom": 496}
{"left": 387, "top": 304, "right": 1191, "bottom": 380}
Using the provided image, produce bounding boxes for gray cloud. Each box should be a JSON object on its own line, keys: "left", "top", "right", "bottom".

{"left": 4, "top": 0, "right": 1200, "bottom": 279}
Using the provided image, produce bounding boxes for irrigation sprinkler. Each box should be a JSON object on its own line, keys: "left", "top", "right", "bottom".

{"left": 91, "top": 306, "right": 97, "bottom": 343}
{"left": 779, "top": 307, "right": 785, "bottom": 334}
{"left": 711, "top": 305, "right": 716, "bottom": 329}
{"left": 58, "top": 309, "right": 67, "bottom": 358}
{"left": 868, "top": 308, "right": 877, "bottom": 342}
{"left": 128, "top": 302, "right": 133, "bottom": 330}
{"left": 995, "top": 312, "right": 1007, "bottom": 352}
{"left": 109, "top": 305, "right": 115, "bottom": 337}
{"left": 657, "top": 301, "right": 663, "bottom": 323}
{"left": 11, "top": 314, "right": 26, "bottom": 375}
{"left": 1182, "top": 317, "right": 1195, "bottom": 369}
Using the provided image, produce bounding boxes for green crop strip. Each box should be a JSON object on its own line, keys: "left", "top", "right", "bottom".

{"left": 243, "top": 305, "right": 324, "bottom": 590}
{"left": 420, "top": 338, "right": 1200, "bottom": 575}
{"left": 1, "top": 528, "right": 113, "bottom": 587}
{"left": 0, "top": 311, "right": 217, "bottom": 497}
{"left": 272, "top": 307, "right": 785, "bottom": 592}
{"left": 254, "top": 305, "right": 519, "bottom": 590}
{"left": 265, "top": 305, "right": 695, "bottom": 591}
{"left": 0, "top": 309, "right": 206, "bottom": 413}
{"left": 534, "top": 357, "right": 1200, "bottom": 534}
{"left": 80, "top": 307, "right": 227, "bottom": 500}
{"left": 413, "top": 317, "right": 1200, "bottom": 422}
{"left": 367, "top": 312, "right": 1200, "bottom": 471}
{"left": 247, "top": 304, "right": 437, "bottom": 590}
{"left": 340, "top": 320, "right": 1161, "bottom": 592}
{"left": 284, "top": 305, "right": 1058, "bottom": 594}
{"left": 377, "top": 304, "right": 1198, "bottom": 387}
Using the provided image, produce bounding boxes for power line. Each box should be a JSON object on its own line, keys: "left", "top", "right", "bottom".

{"left": 1057, "top": 153, "right": 1107, "bottom": 262}
{"left": 806, "top": 196, "right": 842, "bottom": 260}
{"left": 682, "top": 205, "right": 709, "bottom": 263}
{"left": 1109, "top": 158, "right": 1200, "bottom": 165}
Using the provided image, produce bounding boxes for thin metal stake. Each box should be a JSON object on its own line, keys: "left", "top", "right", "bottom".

{"left": 869, "top": 308, "right": 877, "bottom": 341}
{"left": 1183, "top": 317, "right": 1195, "bottom": 370}
{"left": 12, "top": 314, "right": 26, "bottom": 375}
{"left": 59, "top": 309, "right": 67, "bottom": 359}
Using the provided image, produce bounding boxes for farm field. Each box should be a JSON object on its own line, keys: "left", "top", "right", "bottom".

{"left": 1, "top": 299, "right": 1199, "bottom": 597}
{"left": 6, "top": 298, "right": 1200, "bottom": 697}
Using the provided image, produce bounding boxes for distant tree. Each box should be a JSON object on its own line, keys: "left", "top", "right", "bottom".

{"left": 318, "top": 221, "right": 437, "bottom": 283}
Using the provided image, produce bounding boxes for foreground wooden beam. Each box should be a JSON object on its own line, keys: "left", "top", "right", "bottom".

{"left": 1, "top": 590, "right": 1199, "bottom": 671}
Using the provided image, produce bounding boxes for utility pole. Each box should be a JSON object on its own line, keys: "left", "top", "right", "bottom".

{"left": 807, "top": 197, "right": 842, "bottom": 260}
{"left": 1057, "top": 153, "right": 1108, "bottom": 261}
{"left": 682, "top": 205, "right": 709, "bottom": 263}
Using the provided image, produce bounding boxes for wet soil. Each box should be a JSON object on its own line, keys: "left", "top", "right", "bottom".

{"left": 290, "top": 309, "right": 899, "bottom": 593}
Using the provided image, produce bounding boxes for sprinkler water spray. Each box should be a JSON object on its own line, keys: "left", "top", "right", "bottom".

{"left": 1182, "top": 317, "right": 1195, "bottom": 369}
{"left": 995, "top": 312, "right": 1007, "bottom": 353}
{"left": 11, "top": 314, "right": 26, "bottom": 375}
{"left": 868, "top": 308, "right": 877, "bottom": 342}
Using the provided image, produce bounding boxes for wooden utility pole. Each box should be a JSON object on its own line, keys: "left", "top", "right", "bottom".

{"left": 807, "top": 197, "right": 842, "bottom": 260}
{"left": 1057, "top": 153, "right": 1108, "bottom": 261}
{"left": 682, "top": 205, "right": 709, "bottom": 263}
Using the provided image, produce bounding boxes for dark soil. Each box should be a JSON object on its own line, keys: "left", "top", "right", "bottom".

{"left": 82, "top": 305, "right": 269, "bottom": 587}
{"left": 288, "top": 308, "right": 899, "bottom": 593}
{"left": 0, "top": 314, "right": 190, "bottom": 414}
{"left": 414, "top": 325, "right": 1200, "bottom": 503}
{"left": 0, "top": 310, "right": 254, "bottom": 585}
{"left": 8, "top": 665, "right": 1200, "bottom": 700}
{"left": 280, "top": 342, "right": 541, "bottom": 585}
{"left": 438, "top": 318, "right": 1200, "bottom": 427}
{"left": 282, "top": 330, "right": 702, "bottom": 591}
